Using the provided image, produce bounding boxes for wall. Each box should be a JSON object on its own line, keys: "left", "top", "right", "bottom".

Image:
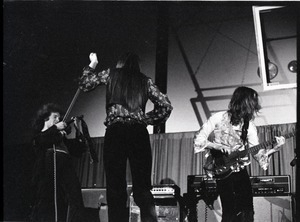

{"left": 4, "top": 2, "right": 297, "bottom": 145}
{"left": 3, "top": 2, "right": 298, "bottom": 221}
{"left": 67, "top": 3, "right": 297, "bottom": 138}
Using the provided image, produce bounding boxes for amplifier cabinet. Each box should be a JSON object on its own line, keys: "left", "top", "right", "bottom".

{"left": 189, "top": 175, "right": 291, "bottom": 197}
{"left": 196, "top": 197, "right": 222, "bottom": 222}
{"left": 130, "top": 195, "right": 180, "bottom": 222}
{"left": 250, "top": 175, "right": 291, "bottom": 196}
{"left": 196, "top": 195, "right": 293, "bottom": 222}
{"left": 253, "top": 196, "right": 293, "bottom": 222}
{"left": 187, "top": 175, "right": 217, "bottom": 194}
{"left": 81, "top": 188, "right": 107, "bottom": 222}
{"left": 82, "top": 187, "right": 132, "bottom": 222}
{"left": 82, "top": 188, "right": 107, "bottom": 208}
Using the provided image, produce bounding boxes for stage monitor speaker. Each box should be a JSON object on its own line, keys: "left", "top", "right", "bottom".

{"left": 196, "top": 195, "right": 293, "bottom": 222}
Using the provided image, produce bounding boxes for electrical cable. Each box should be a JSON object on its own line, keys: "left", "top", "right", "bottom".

{"left": 53, "top": 144, "right": 58, "bottom": 222}
{"left": 206, "top": 205, "right": 208, "bottom": 222}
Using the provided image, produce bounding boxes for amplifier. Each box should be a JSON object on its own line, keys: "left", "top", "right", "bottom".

{"left": 250, "top": 175, "right": 291, "bottom": 196}
{"left": 187, "top": 175, "right": 217, "bottom": 194}
{"left": 188, "top": 175, "right": 291, "bottom": 196}
{"left": 151, "top": 184, "right": 180, "bottom": 197}
{"left": 130, "top": 184, "right": 181, "bottom": 222}
{"left": 196, "top": 196, "right": 293, "bottom": 222}
{"left": 129, "top": 195, "right": 180, "bottom": 222}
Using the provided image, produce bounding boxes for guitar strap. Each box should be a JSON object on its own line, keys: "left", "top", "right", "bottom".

{"left": 241, "top": 119, "right": 252, "bottom": 176}
{"left": 241, "top": 119, "right": 249, "bottom": 146}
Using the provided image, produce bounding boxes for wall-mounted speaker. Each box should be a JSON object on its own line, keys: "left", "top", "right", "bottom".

{"left": 196, "top": 196, "right": 293, "bottom": 222}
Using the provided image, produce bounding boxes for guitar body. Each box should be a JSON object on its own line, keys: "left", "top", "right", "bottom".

{"left": 204, "top": 149, "right": 249, "bottom": 180}
{"left": 203, "top": 132, "right": 293, "bottom": 180}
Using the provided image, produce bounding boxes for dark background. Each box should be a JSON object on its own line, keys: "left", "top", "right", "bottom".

{"left": 4, "top": 2, "right": 161, "bottom": 220}
{"left": 3, "top": 1, "right": 299, "bottom": 221}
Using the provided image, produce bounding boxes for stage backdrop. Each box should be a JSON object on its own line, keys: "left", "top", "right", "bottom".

{"left": 72, "top": 123, "right": 296, "bottom": 195}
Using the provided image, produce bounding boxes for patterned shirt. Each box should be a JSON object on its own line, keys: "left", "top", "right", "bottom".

{"left": 194, "top": 111, "right": 259, "bottom": 168}
{"left": 78, "top": 66, "right": 173, "bottom": 126}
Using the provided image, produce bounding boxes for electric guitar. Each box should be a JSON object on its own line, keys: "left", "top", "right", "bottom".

{"left": 203, "top": 132, "right": 294, "bottom": 180}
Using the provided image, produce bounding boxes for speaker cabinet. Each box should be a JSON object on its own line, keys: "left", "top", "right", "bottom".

{"left": 253, "top": 196, "right": 293, "bottom": 222}
{"left": 82, "top": 188, "right": 107, "bottom": 208}
{"left": 196, "top": 196, "right": 293, "bottom": 222}
{"left": 196, "top": 197, "right": 222, "bottom": 222}
{"left": 81, "top": 188, "right": 107, "bottom": 222}
{"left": 82, "top": 187, "right": 133, "bottom": 222}
{"left": 130, "top": 195, "right": 181, "bottom": 222}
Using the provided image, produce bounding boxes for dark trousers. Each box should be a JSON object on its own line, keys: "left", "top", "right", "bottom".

{"left": 104, "top": 123, "right": 157, "bottom": 222}
{"left": 216, "top": 169, "right": 254, "bottom": 222}
{"left": 31, "top": 151, "right": 85, "bottom": 222}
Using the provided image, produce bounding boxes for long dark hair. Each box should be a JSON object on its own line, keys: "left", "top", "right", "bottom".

{"left": 107, "top": 52, "right": 148, "bottom": 112}
{"left": 32, "top": 103, "right": 63, "bottom": 133}
{"left": 228, "top": 87, "right": 261, "bottom": 143}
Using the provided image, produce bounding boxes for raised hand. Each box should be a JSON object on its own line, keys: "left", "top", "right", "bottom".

{"left": 89, "top": 52, "right": 98, "bottom": 69}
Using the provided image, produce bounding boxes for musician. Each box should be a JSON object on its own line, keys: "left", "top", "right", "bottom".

{"left": 30, "top": 103, "right": 87, "bottom": 222}
{"left": 193, "top": 86, "right": 285, "bottom": 222}
{"left": 78, "top": 52, "right": 173, "bottom": 222}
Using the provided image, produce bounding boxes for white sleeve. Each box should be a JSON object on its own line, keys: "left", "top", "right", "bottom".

{"left": 247, "top": 121, "right": 259, "bottom": 147}
{"left": 194, "top": 112, "right": 223, "bottom": 153}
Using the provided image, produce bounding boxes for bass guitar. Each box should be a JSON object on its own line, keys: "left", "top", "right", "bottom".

{"left": 203, "top": 132, "right": 294, "bottom": 180}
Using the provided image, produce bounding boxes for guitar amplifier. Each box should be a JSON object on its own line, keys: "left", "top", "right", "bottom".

{"left": 250, "top": 175, "right": 291, "bottom": 196}
{"left": 151, "top": 184, "right": 180, "bottom": 197}
{"left": 130, "top": 195, "right": 180, "bottom": 222}
{"left": 187, "top": 175, "right": 217, "bottom": 195}
{"left": 130, "top": 187, "right": 181, "bottom": 222}
{"left": 188, "top": 175, "right": 291, "bottom": 196}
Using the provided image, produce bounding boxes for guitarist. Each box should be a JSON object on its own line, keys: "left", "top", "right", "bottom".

{"left": 193, "top": 86, "right": 285, "bottom": 222}
{"left": 29, "top": 103, "right": 89, "bottom": 222}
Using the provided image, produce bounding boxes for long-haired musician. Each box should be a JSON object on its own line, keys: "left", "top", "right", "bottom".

{"left": 194, "top": 86, "right": 285, "bottom": 222}
{"left": 30, "top": 103, "right": 87, "bottom": 222}
{"left": 78, "top": 52, "right": 173, "bottom": 222}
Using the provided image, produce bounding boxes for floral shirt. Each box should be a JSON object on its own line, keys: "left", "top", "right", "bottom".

{"left": 78, "top": 66, "right": 173, "bottom": 126}
{"left": 194, "top": 111, "right": 259, "bottom": 168}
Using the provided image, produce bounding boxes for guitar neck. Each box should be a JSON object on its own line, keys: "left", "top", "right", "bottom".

{"left": 240, "top": 132, "right": 294, "bottom": 157}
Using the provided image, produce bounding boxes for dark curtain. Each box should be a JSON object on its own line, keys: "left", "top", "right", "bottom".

{"left": 73, "top": 123, "right": 296, "bottom": 195}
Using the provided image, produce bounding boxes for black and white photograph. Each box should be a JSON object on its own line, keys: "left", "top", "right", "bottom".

{"left": 3, "top": 1, "right": 299, "bottom": 221}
